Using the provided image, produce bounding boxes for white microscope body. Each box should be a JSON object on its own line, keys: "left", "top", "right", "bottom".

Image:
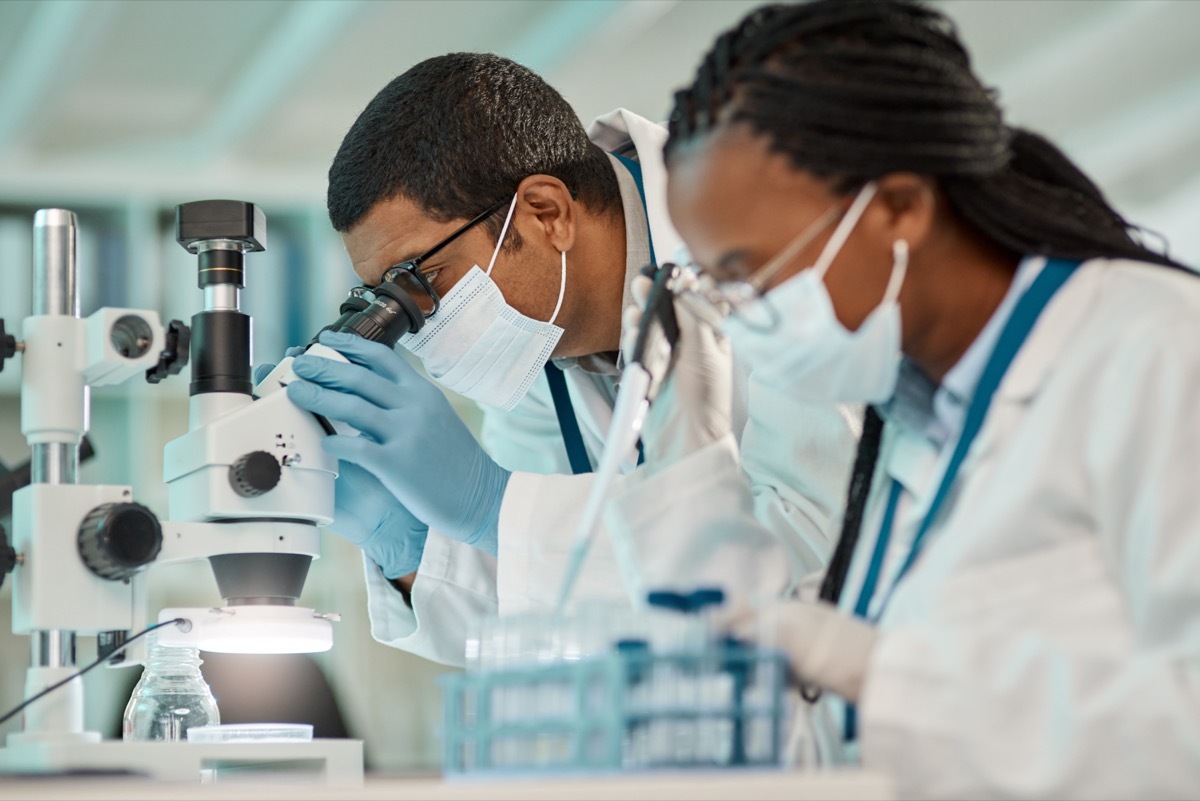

{"left": 0, "top": 203, "right": 362, "bottom": 784}
{"left": 3, "top": 210, "right": 178, "bottom": 748}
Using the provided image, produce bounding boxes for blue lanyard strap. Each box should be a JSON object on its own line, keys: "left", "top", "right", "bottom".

{"left": 844, "top": 257, "right": 1079, "bottom": 744}
{"left": 853, "top": 479, "right": 903, "bottom": 619}
{"left": 545, "top": 363, "right": 593, "bottom": 475}
{"left": 843, "top": 480, "right": 902, "bottom": 744}
{"left": 888, "top": 258, "right": 1079, "bottom": 593}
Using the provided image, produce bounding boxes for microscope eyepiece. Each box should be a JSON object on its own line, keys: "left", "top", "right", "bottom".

{"left": 307, "top": 287, "right": 375, "bottom": 347}
{"left": 340, "top": 280, "right": 424, "bottom": 346}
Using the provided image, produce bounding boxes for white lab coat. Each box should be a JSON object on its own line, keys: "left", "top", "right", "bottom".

{"left": 362, "top": 109, "right": 857, "bottom": 667}
{"left": 856, "top": 258, "right": 1200, "bottom": 799}
{"left": 638, "top": 257, "right": 1200, "bottom": 797}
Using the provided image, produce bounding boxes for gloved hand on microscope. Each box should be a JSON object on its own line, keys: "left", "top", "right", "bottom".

{"left": 255, "top": 346, "right": 425, "bottom": 580}
{"left": 257, "top": 330, "right": 511, "bottom": 581}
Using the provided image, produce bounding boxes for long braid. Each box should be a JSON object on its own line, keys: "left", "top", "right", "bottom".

{"left": 818, "top": 407, "right": 885, "bottom": 606}
{"left": 796, "top": 406, "right": 884, "bottom": 702}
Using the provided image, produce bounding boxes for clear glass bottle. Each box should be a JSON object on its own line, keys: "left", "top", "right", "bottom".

{"left": 122, "top": 634, "right": 219, "bottom": 741}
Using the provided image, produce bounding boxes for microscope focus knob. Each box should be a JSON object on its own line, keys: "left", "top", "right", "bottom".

{"left": 229, "top": 451, "right": 281, "bottom": 497}
{"left": 0, "top": 523, "right": 15, "bottom": 590}
{"left": 77, "top": 502, "right": 163, "bottom": 581}
{"left": 0, "top": 319, "right": 18, "bottom": 375}
{"left": 146, "top": 319, "right": 191, "bottom": 384}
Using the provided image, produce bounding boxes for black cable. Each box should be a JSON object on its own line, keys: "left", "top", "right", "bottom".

{"left": 0, "top": 618, "right": 187, "bottom": 727}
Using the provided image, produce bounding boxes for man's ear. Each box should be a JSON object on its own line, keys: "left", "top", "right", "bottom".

{"left": 516, "top": 174, "right": 577, "bottom": 253}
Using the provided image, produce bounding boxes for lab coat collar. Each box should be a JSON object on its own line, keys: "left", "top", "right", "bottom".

{"left": 586, "top": 108, "right": 683, "bottom": 263}
{"left": 882, "top": 257, "right": 1098, "bottom": 491}
{"left": 879, "top": 258, "right": 1044, "bottom": 450}
{"left": 992, "top": 258, "right": 1101, "bottom": 405}
{"left": 555, "top": 109, "right": 686, "bottom": 377}
{"left": 938, "top": 256, "right": 1045, "bottom": 421}
{"left": 959, "top": 258, "right": 1099, "bottom": 472}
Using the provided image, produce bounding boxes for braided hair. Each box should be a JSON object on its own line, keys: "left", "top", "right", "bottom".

{"left": 666, "top": 0, "right": 1188, "bottom": 609}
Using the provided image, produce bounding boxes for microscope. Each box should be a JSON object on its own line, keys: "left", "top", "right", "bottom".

{"left": 0, "top": 201, "right": 362, "bottom": 783}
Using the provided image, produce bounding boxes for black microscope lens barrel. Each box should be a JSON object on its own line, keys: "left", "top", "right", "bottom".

{"left": 326, "top": 311, "right": 356, "bottom": 334}
{"left": 190, "top": 311, "right": 252, "bottom": 396}
{"left": 197, "top": 248, "right": 245, "bottom": 288}
{"left": 340, "top": 284, "right": 423, "bottom": 346}
{"left": 308, "top": 290, "right": 375, "bottom": 344}
{"left": 307, "top": 313, "right": 354, "bottom": 345}
{"left": 342, "top": 306, "right": 392, "bottom": 344}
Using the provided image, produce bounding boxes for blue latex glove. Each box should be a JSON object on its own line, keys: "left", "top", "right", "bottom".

{"left": 285, "top": 330, "right": 511, "bottom": 556}
{"left": 332, "top": 460, "right": 428, "bottom": 579}
{"left": 255, "top": 346, "right": 427, "bottom": 578}
{"left": 252, "top": 345, "right": 306, "bottom": 384}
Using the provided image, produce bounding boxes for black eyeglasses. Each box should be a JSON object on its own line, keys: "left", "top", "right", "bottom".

{"left": 378, "top": 197, "right": 511, "bottom": 319}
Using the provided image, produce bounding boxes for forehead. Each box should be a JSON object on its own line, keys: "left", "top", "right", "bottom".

{"left": 340, "top": 195, "right": 445, "bottom": 284}
{"left": 666, "top": 125, "right": 834, "bottom": 258}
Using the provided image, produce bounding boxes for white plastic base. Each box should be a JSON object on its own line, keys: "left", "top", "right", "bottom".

{"left": 0, "top": 738, "right": 363, "bottom": 786}
{"left": 16, "top": 668, "right": 88, "bottom": 739}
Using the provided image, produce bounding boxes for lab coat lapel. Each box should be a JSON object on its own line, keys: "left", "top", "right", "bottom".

{"left": 964, "top": 260, "right": 1104, "bottom": 467}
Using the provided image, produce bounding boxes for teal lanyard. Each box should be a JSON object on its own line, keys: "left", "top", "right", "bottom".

{"left": 544, "top": 363, "right": 593, "bottom": 475}
{"left": 543, "top": 152, "right": 655, "bottom": 475}
{"left": 844, "top": 257, "right": 1080, "bottom": 742}
{"left": 853, "top": 479, "right": 904, "bottom": 619}
{"left": 612, "top": 152, "right": 656, "bottom": 265}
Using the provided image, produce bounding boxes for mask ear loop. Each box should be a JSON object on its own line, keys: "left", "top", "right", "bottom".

{"left": 883, "top": 239, "right": 908, "bottom": 305}
{"left": 811, "top": 181, "right": 879, "bottom": 283}
{"left": 548, "top": 249, "right": 567, "bottom": 326}
{"left": 485, "top": 193, "right": 520, "bottom": 277}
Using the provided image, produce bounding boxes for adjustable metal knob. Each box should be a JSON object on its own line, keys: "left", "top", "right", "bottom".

{"left": 0, "top": 523, "right": 15, "bottom": 590}
{"left": 0, "top": 319, "right": 18, "bottom": 375}
{"left": 77, "top": 502, "right": 163, "bottom": 581}
{"left": 228, "top": 451, "right": 281, "bottom": 498}
{"left": 146, "top": 319, "right": 191, "bottom": 384}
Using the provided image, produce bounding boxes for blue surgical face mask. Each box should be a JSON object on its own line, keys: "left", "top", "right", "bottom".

{"left": 722, "top": 182, "right": 908, "bottom": 404}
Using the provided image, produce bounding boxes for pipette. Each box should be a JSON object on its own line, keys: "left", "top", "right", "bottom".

{"left": 554, "top": 262, "right": 680, "bottom": 613}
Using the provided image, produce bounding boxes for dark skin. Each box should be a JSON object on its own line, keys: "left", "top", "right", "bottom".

{"left": 342, "top": 175, "right": 628, "bottom": 360}
{"left": 341, "top": 174, "right": 628, "bottom": 596}
{"left": 666, "top": 122, "right": 1020, "bottom": 384}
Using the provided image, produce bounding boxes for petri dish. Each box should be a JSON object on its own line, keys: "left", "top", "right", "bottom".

{"left": 186, "top": 723, "right": 314, "bottom": 744}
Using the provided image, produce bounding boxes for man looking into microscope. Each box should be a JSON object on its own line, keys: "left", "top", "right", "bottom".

{"left": 277, "top": 53, "right": 856, "bottom": 665}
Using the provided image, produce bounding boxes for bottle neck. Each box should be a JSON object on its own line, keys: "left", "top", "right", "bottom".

{"left": 143, "top": 634, "right": 205, "bottom": 677}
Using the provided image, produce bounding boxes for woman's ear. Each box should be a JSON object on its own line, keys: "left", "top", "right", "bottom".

{"left": 870, "top": 172, "right": 937, "bottom": 252}
{"left": 516, "top": 174, "right": 577, "bottom": 252}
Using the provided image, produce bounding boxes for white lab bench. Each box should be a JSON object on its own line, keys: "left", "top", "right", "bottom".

{"left": 0, "top": 769, "right": 895, "bottom": 800}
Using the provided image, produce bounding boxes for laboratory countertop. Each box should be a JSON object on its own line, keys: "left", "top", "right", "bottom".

{"left": 1, "top": 769, "right": 895, "bottom": 800}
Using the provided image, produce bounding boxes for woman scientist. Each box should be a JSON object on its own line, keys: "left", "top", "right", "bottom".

{"left": 623, "top": 0, "right": 1200, "bottom": 797}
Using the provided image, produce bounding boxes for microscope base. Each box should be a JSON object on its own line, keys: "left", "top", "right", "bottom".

{"left": 0, "top": 737, "right": 363, "bottom": 786}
